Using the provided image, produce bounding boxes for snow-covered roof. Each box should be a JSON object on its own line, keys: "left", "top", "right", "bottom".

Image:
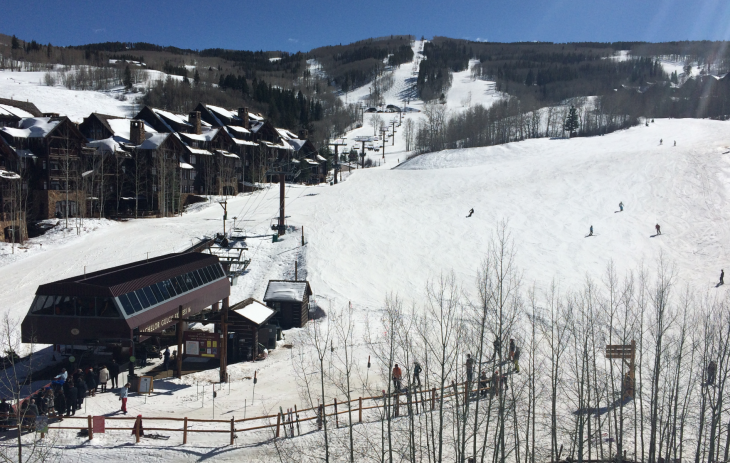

{"left": 250, "top": 121, "right": 264, "bottom": 133}
{"left": 263, "top": 141, "right": 292, "bottom": 150}
{"left": 179, "top": 128, "right": 219, "bottom": 143}
{"left": 234, "top": 300, "right": 275, "bottom": 325}
{"left": 87, "top": 137, "right": 120, "bottom": 154}
{"left": 106, "top": 118, "right": 157, "bottom": 141}
{"left": 248, "top": 112, "right": 264, "bottom": 121}
{"left": 0, "top": 104, "right": 34, "bottom": 119}
{"left": 179, "top": 162, "right": 194, "bottom": 170}
{"left": 232, "top": 139, "right": 258, "bottom": 147}
{"left": 263, "top": 281, "right": 311, "bottom": 302}
{"left": 186, "top": 147, "right": 213, "bottom": 155}
{"left": 1, "top": 118, "right": 60, "bottom": 139}
{"left": 152, "top": 108, "right": 191, "bottom": 130}
{"left": 315, "top": 154, "right": 327, "bottom": 162}
{"left": 206, "top": 105, "right": 243, "bottom": 124}
{"left": 287, "top": 139, "right": 307, "bottom": 151}
{"left": 138, "top": 133, "right": 170, "bottom": 150}
{"left": 0, "top": 169, "right": 21, "bottom": 180}
{"left": 226, "top": 125, "right": 250, "bottom": 135}
{"left": 276, "top": 128, "right": 298, "bottom": 140}
{"left": 216, "top": 150, "right": 239, "bottom": 159}
{"left": 303, "top": 158, "right": 320, "bottom": 166}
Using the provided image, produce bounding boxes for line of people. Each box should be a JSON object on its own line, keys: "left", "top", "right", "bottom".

{"left": 389, "top": 338, "right": 522, "bottom": 398}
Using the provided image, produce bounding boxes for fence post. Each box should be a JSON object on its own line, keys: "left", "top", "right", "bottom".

{"left": 183, "top": 417, "right": 188, "bottom": 444}
{"left": 230, "top": 417, "right": 235, "bottom": 445}
{"left": 334, "top": 398, "right": 338, "bottom": 428}
{"left": 294, "top": 405, "right": 300, "bottom": 436}
{"left": 431, "top": 387, "right": 436, "bottom": 410}
{"left": 358, "top": 397, "right": 363, "bottom": 423}
{"left": 276, "top": 412, "right": 281, "bottom": 438}
{"left": 134, "top": 416, "right": 140, "bottom": 443}
{"left": 87, "top": 415, "right": 93, "bottom": 440}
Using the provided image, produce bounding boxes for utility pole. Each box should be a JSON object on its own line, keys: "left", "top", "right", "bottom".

{"left": 279, "top": 173, "right": 285, "bottom": 236}
{"left": 328, "top": 140, "right": 347, "bottom": 184}
{"left": 220, "top": 297, "right": 229, "bottom": 383}
{"left": 391, "top": 121, "right": 396, "bottom": 146}
{"left": 380, "top": 129, "right": 387, "bottom": 159}
{"left": 176, "top": 305, "right": 183, "bottom": 379}
{"left": 218, "top": 200, "right": 228, "bottom": 235}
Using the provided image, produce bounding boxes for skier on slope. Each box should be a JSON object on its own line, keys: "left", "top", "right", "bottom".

{"left": 619, "top": 201, "right": 624, "bottom": 212}
{"left": 720, "top": 269, "right": 724, "bottom": 286}
{"left": 467, "top": 208, "right": 474, "bottom": 218}
{"left": 589, "top": 225, "right": 594, "bottom": 236}
{"left": 655, "top": 224, "right": 661, "bottom": 235}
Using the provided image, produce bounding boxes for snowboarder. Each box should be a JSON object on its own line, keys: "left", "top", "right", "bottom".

{"left": 655, "top": 224, "right": 661, "bottom": 235}
{"left": 465, "top": 354, "right": 474, "bottom": 384}
{"left": 119, "top": 382, "right": 130, "bottom": 414}
{"left": 619, "top": 201, "right": 624, "bottom": 212}
{"left": 707, "top": 361, "right": 717, "bottom": 386}
{"left": 509, "top": 339, "right": 516, "bottom": 360}
{"left": 413, "top": 361, "right": 422, "bottom": 389}
{"left": 392, "top": 364, "right": 403, "bottom": 392}
{"left": 467, "top": 208, "right": 474, "bottom": 218}
{"left": 589, "top": 225, "right": 594, "bottom": 236}
{"left": 513, "top": 346, "right": 521, "bottom": 374}
{"left": 720, "top": 269, "right": 725, "bottom": 286}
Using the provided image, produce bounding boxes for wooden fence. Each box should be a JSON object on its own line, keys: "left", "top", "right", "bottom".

{"left": 4, "top": 379, "right": 502, "bottom": 445}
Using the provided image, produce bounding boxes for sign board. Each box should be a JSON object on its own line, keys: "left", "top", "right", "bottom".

{"left": 138, "top": 375, "right": 154, "bottom": 394}
{"left": 92, "top": 416, "right": 105, "bottom": 433}
{"left": 183, "top": 331, "right": 221, "bottom": 358}
{"left": 35, "top": 416, "right": 48, "bottom": 433}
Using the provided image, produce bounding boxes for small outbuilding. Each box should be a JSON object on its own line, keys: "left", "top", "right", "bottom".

{"left": 262, "top": 280, "right": 312, "bottom": 329}
{"left": 206, "top": 298, "right": 276, "bottom": 362}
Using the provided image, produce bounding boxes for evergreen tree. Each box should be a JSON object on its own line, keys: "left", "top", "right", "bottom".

{"left": 123, "top": 65, "right": 133, "bottom": 90}
{"left": 46, "top": 43, "right": 52, "bottom": 59}
{"left": 11, "top": 35, "right": 20, "bottom": 50}
{"left": 193, "top": 70, "right": 200, "bottom": 86}
{"left": 563, "top": 106, "right": 579, "bottom": 137}
{"left": 525, "top": 69, "right": 534, "bottom": 86}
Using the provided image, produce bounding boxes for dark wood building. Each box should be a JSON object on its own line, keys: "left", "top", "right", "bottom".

{"left": 206, "top": 298, "right": 276, "bottom": 363}
{"left": 0, "top": 99, "right": 43, "bottom": 128}
{"left": 21, "top": 253, "right": 230, "bottom": 347}
{"left": 262, "top": 280, "right": 312, "bottom": 329}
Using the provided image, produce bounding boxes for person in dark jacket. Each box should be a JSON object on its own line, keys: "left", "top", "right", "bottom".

{"left": 109, "top": 360, "right": 120, "bottom": 389}
{"left": 84, "top": 369, "right": 96, "bottom": 397}
{"left": 24, "top": 400, "right": 39, "bottom": 429}
{"left": 720, "top": 269, "right": 725, "bottom": 286}
{"left": 75, "top": 378, "right": 87, "bottom": 409}
{"left": 65, "top": 381, "right": 77, "bottom": 416}
{"left": 163, "top": 347, "right": 171, "bottom": 371}
{"left": 0, "top": 398, "right": 11, "bottom": 428}
{"left": 54, "top": 392, "right": 66, "bottom": 419}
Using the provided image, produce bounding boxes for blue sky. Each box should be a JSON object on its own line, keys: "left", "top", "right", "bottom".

{"left": 2, "top": 0, "right": 730, "bottom": 52}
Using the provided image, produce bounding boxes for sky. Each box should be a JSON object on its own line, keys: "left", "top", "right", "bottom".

{"left": 2, "top": 0, "right": 730, "bottom": 53}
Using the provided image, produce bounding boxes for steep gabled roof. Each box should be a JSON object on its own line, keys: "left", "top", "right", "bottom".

{"left": 0, "top": 98, "right": 43, "bottom": 117}
{"left": 263, "top": 280, "right": 312, "bottom": 303}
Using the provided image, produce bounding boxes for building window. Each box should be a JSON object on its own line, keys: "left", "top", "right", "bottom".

{"left": 190, "top": 155, "right": 196, "bottom": 164}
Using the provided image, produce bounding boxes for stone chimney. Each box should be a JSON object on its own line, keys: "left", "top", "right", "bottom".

{"left": 298, "top": 129, "right": 309, "bottom": 139}
{"left": 238, "top": 107, "right": 249, "bottom": 129}
{"left": 130, "top": 120, "right": 145, "bottom": 146}
{"left": 189, "top": 111, "right": 201, "bottom": 135}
